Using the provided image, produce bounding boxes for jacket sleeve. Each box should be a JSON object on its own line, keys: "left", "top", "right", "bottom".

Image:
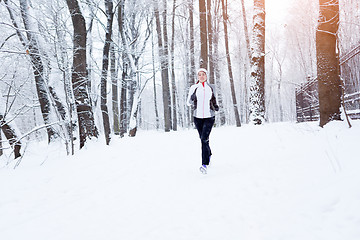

{"left": 209, "top": 84, "right": 219, "bottom": 111}
{"left": 186, "top": 85, "right": 196, "bottom": 106}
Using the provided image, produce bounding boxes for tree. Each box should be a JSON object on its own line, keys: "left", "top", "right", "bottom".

{"left": 221, "top": 0, "right": 241, "bottom": 127}
{"left": 5, "top": 0, "right": 57, "bottom": 142}
{"left": 316, "top": 0, "right": 341, "bottom": 127}
{"left": 0, "top": 115, "right": 21, "bottom": 159}
{"left": 110, "top": 43, "right": 120, "bottom": 135}
{"left": 210, "top": 0, "right": 226, "bottom": 126}
{"left": 199, "top": 0, "right": 208, "bottom": 69}
{"left": 118, "top": 0, "right": 152, "bottom": 136}
{"left": 100, "top": 0, "right": 114, "bottom": 145}
{"left": 241, "top": 0, "right": 251, "bottom": 123}
{"left": 170, "top": 0, "right": 178, "bottom": 131}
{"left": 207, "top": 0, "right": 214, "bottom": 84}
{"left": 249, "top": 0, "right": 266, "bottom": 125}
{"left": 154, "top": 0, "right": 172, "bottom": 132}
{"left": 66, "top": 0, "right": 99, "bottom": 148}
{"left": 189, "top": 0, "right": 196, "bottom": 85}
{"left": 187, "top": 0, "right": 196, "bottom": 125}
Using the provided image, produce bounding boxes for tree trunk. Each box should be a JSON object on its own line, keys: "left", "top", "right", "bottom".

{"left": 241, "top": 0, "right": 251, "bottom": 123}
{"left": 249, "top": 0, "right": 266, "bottom": 125}
{"left": 241, "top": 0, "right": 252, "bottom": 61}
{"left": 111, "top": 43, "right": 120, "bottom": 135}
{"left": 150, "top": 29, "right": 160, "bottom": 129}
{"left": 221, "top": 0, "right": 241, "bottom": 127}
{"left": 14, "top": 0, "right": 57, "bottom": 142}
{"left": 100, "top": 0, "right": 114, "bottom": 145}
{"left": 118, "top": 1, "right": 128, "bottom": 137}
{"left": 199, "top": 0, "right": 208, "bottom": 69}
{"left": 316, "top": 0, "right": 341, "bottom": 127}
{"left": 0, "top": 115, "right": 21, "bottom": 159}
{"left": 163, "top": 0, "right": 173, "bottom": 130}
{"left": 120, "top": 65, "right": 128, "bottom": 137}
{"left": 128, "top": 89, "right": 140, "bottom": 137}
{"left": 189, "top": 0, "right": 196, "bottom": 85}
{"left": 170, "top": 0, "right": 178, "bottom": 131}
{"left": 66, "top": 0, "right": 99, "bottom": 148}
{"left": 207, "top": 0, "right": 214, "bottom": 84}
{"left": 154, "top": 1, "right": 172, "bottom": 132}
{"left": 213, "top": 7, "right": 226, "bottom": 126}
{"left": 188, "top": 0, "right": 196, "bottom": 126}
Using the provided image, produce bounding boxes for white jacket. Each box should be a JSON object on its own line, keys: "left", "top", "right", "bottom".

{"left": 187, "top": 82, "right": 217, "bottom": 118}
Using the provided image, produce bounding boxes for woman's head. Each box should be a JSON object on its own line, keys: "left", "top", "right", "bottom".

{"left": 197, "top": 68, "right": 208, "bottom": 83}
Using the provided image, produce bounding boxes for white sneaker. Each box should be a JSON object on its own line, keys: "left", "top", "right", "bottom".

{"left": 199, "top": 165, "right": 207, "bottom": 174}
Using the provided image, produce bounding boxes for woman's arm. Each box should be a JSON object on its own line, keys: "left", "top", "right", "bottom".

{"left": 186, "top": 85, "right": 197, "bottom": 106}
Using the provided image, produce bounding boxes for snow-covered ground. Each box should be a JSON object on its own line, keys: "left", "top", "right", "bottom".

{"left": 1, "top": 120, "right": 359, "bottom": 240}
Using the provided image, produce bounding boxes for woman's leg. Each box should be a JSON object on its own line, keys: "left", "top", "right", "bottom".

{"left": 193, "top": 117, "right": 204, "bottom": 138}
{"left": 194, "top": 117, "right": 215, "bottom": 165}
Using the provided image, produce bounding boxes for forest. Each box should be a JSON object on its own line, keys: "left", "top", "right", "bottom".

{"left": 0, "top": 0, "right": 359, "bottom": 157}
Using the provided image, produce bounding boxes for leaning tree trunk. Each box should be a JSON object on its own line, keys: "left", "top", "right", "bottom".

{"left": 14, "top": 0, "right": 57, "bottom": 142}
{"left": 154, "top": 1, "right": 172, "bottom": 132}
{"left": 316, "top": 0, "right": 341, "bottom": 127}
{"left": 199, "top": 0, "right": 208, "bottom": 69}
{"left": 221, "top": 0, "right": 241, "bottom": 127}
{"left": 0, "top": 115, "right": 21, "bottom": 159}
{"left": 66, "top": 0, "right": 98, "bottom": 148}
{"left": 249, "top": 0, "right": 266, "bottom": 125}
{"left": 100, "top": 0, "right": 114, "bottom": 145}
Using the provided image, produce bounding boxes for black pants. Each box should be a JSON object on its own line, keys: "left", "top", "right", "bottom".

{"left": 194, "top": 117, "right": 215, "bottom": 165}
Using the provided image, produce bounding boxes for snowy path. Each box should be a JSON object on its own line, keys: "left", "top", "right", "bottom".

{"left": 0, "top": 121, "right": 359, "bottom": 240}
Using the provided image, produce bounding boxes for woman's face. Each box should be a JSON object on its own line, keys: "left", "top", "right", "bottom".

{"left": 198, "top": 71, "right": 207, "bottom": 83}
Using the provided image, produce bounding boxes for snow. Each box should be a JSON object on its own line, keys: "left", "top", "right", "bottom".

{"left": 1, "top": 120, "right": 360, "bottom": 240}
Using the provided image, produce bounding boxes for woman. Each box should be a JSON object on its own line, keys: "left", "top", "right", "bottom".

{"left": 187, "top": 68, "right": 219, "bottom": 174}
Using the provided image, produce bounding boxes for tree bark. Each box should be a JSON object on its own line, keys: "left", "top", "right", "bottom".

{"left": 241, "top": 0, "right": 252, "bottom": 61}
{"left": 213, "top": 1, "right": 226, "bottom": 126}
{"left": 249, "top": 0, "right": 266, "bottom": 125}
{"left": 199, "top": 0, "right": 208, "bottom": 69}
{"left": 241, "top": 0, "right": 251, "bottom": 123}
{"left": 316, "top": 0, "right": 341, "bottom": 127}
{"left": 0, "top": 115, "right": 21, "bottom": 159}
{"left": 66, "top": 0, "right": 99, "bottom": 148}
{"left": 118, "top": 1, "right": 128, "bottom": 137}
{"left": 207, "top": 0, "right": 214, "bottom": 84}
{"left": 170, "top": 0, "right": 178, "bottom": 131}
{"left": 187, "top": 0, "right": 196, "bottom": 126}
{"left": 163, "top": 0, "right": 173, "bottom": 130}
{"left": 189, "top": 0, "right": 196, "bottom": 85}
{"left": 154, "top": 1, "right": 172, "bottom": 132}
{"left": 120, "top": 64, "right": 128, "bottom": 137}
{"left": 111, "top": 43, "right": 120, "bottom": 135}
{"left": 221, "top": 0, "right": 241, "bottom": 127}
{"left": 151, "top": 32, "right": 160, "bottom": 129}
{"left": 100, "top": 0, "right": 114, "bottom": 145}
{"left": 7, "top": 0, "right": 57, "bottom": 142}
